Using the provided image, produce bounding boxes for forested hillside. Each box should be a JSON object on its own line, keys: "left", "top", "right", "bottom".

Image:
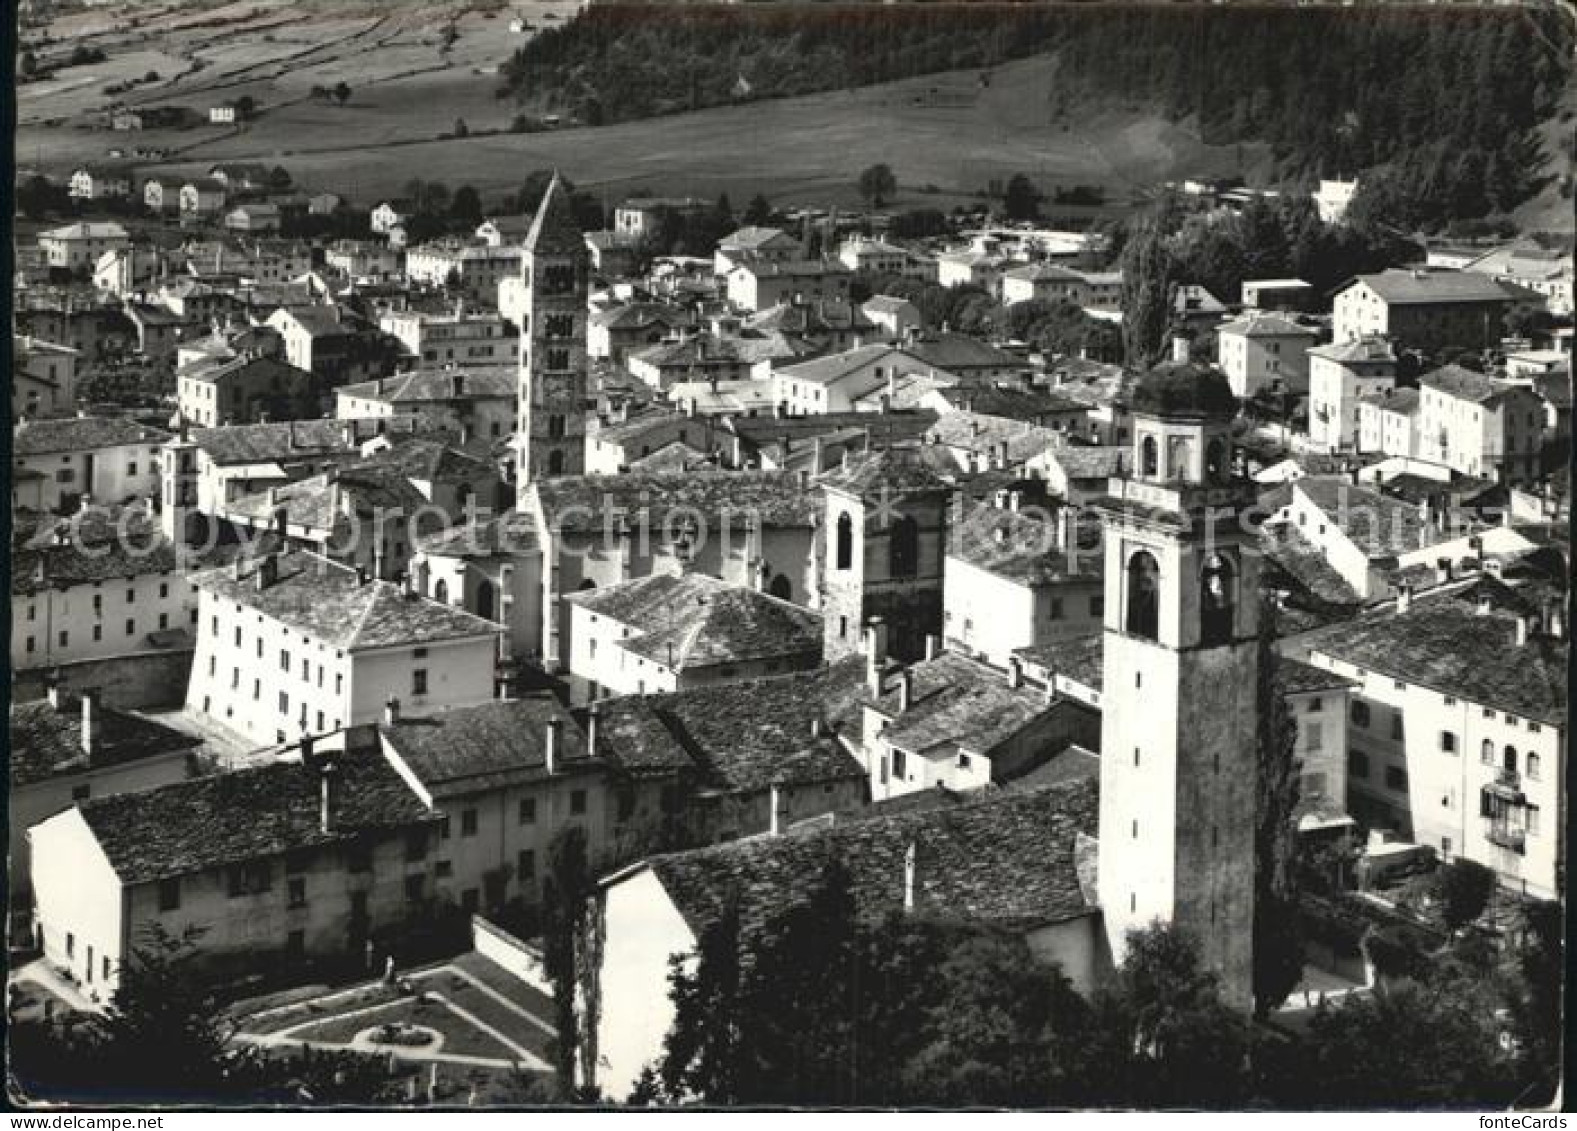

{"left": 502, "top": 3, "right": 1573, "bottom": 229}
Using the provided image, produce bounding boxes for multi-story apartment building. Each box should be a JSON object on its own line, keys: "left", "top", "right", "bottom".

{"left": 184, "top": 549, "right": 502, "bottom": 748}
{"left": 1415, "top": 365, "right": 1547, "bottom": 486}
{"left": 1306, "top": 585, "right": 1565, "bottom": 899}
{"left": 380, "top": 309, "right": 519, "bottom": 368}
{"left": 1333, "top": 270, "right": 1515, "bottom": 353}
{"left": 1307, "top": 336, "right": 1397, "bottom": 452}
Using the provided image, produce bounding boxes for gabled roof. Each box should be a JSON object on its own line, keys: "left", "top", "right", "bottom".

{"left": 524, "top": 174, "right": 585, "bottom": 257}
{"left": 1306, "top": 592, "right": 1566, "bottom": 725}
{"left": 76, "top": 750, "right": 434, "bottom": 886}
{"left": 902, "top": 332, "right": 1024, "bottom": 372}
{"left": 926, "top": 410, "right": 1062, "bottom": 464}
{"left": 224, "top": 464, "right": 429, "bottom": 536}
{"left": 338, "top": 368, "right": 515, "bottom": 404}
{"left": 775, "top": 343, "right": 905, "bottom": 387}
{"left": 593, "top": 657, "right": 869, "bottom": 789}
{"left": 643, "top": 776, "right": 1100, "bottom": 937}
{"left": 719, "top": 226, "right": 797, "bottom": 252}
{"left": 40, "top": 222, "right": 129, "bottom": 241}
{"left": 11, "top": 696, "right": 201, "bottom": 789}
{"left": 1358, "top": 386, "right": 1420, "bottom": 414}
{"left": 871, "top": 651, "right": 1058, "bottom": 762}
{"left": 13, "top": 416, "right": 168, "bottom": 456}
{"left": 1308, "top": 336, "right": 1397, "bottom": 364}
{"left": 1291, "top": 477, "right": 1426, "bottom": 558}
{"left": 381, "top": 697, "right": 597, "bottom": 798}
{"left": 533, "top": 470, "right": 820, "bottom": 533}
{"left": 1350, "top": 269, "right": 1517, "bottom": 306}
{"left": 862, "top": 295, "right": 919, "bottom": 316}
{"left": 567, "top": 573, "right": 821, "bottom": 671}
{"left": 818, "top": 445, "right": 953, "bottom": 499}
{"left": 1419, "top": 364, "right": 1529, "bottom": 406}
{"left": 189, "top": 549, "right": 500, "bottom": 651}
{"left": 182, "top": 354, "right": 311, "bottom": 388}
{"left": 415, "top": 511, "right": 539, "bottom": 560}
{"left": 949, "top": 505, "right": 1101, "bottom": 586}
{"left": 590, "top": 301, "right": 691, "bottom": 331}
{"left": 1215, "top": 311, "right": 1319, "bottom": 339}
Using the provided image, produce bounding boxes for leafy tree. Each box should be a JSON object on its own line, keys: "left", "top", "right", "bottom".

{"left": 453, "top": 117, "right": 469, "bottom": 138}
{"left": 267, "top": 165, "right": 292, "bottom": 191}
{"left": 1119, "top": 201, "right": 1180, "bottom": 370}
{"left": 1293, "top": 979, "right": 1515, "bottom": 1107}
{"left": 542, "top": 825, "right": 593, "bottom": 1093}
{"left": 1091, "top": 923, "right": 1252, "bottom": 1107}
{"left": 21, "top": 50, "right": 38, "bottom": 76}
{"left": 1505, "top": 899, "right": 1562, "bottom": 1105}
{"left": 333, "top": 80, "right": 351, "bottom": 105}
{"left": 888, "top": 208, "right": 948, "bottom": 239}
{"left": 1434, "top": 859, "right": 1494, "bottom": 930}
{"left": 512, "top": 169, "right": 563, "bottom": 216}
{"left": 450, "top": 185, "right": 483, "bottom": 223}
{"left": 742, "top": 193, "right": 773, "bottom": 226}
{"left": 1002, "top": 173, "right": 1043, "bottom": 221}
{"left": 857, "top": 163, "right": 897, "bottom": 208}
{"left": 235, "top": 95, "right": 256, "bottom": 119}
{"left": 1254, "top": 599, "right": 1304, "bottom": 1018}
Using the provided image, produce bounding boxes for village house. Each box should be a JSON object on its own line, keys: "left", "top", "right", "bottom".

{"left": 524, "top": 470, "right": 823, "bottom": 670}
{"left": 1000, "top": 262, "right": 1091, "bottom": 307}
{"left": 13, "top": 337, "right": 80, "bottom": 421}
{"left": 943, "top": 503, "right": 1104, "bottom": 667}
{"left": 184, "top": 548, "right": 503, "bottom": 748}
{"left": 28, "top": 746, "right": 441, "bottom": 1000}
{"left": 370, "top": 201, "right": 408, "bottom": 236}
{"left": 924, "top": 410, "right": 1063, "bottom": 477}
{"left": 177, "top": 353, "right": 319, "bottom": 428}
{"left": 267, "top": 306, "right": 400, "bottom": 385}
{"left": 142, "top": 175, "right": 186, "bottom": 214}
{"left": 403, "top": 241, "right": 524, "bottom": 306}
{"left": 1307, "top": 336, "right": 1398, "bottom": 452}
{"left": 588, "top": 302, "right": 694, "bottom": 363}
{"left": 179, "top": 179, "right": 229, "bottom": 221}
{"left": 836, "top": 237, "right": 908, "bottom": 276}
{"left": 591, "top": 659, "right": 871, "bottom": 855}
{"left": 325, "top": 239, "right": 402, "bottom": 280}
{"left": 935, "top": 246, "right": 1007, "bottom": 292}
{"left": 37, "top": 222, "right": 131, "bottom": 271}
{"left": 223, "top": 203, "right": 282, "bottom": 235}
{"left": 208, "top": 101, "right": 238, "bottom": 125}
{"left": 1214, "top": 311, "right": 1320, "bottom": 398}
{"left": 589, "top": 776, "right": 1101, "bottom": 1098}
{"left": 1332, "top": 269, "right": 1517, "bottom": 352}
{"left": 336, "top": 368, "right": 516, "bottom": 442}
{"left": 628, "top": 333, "right": 771, "bottom": 391}
{"left": 10, "top": 686, "right": 201, "bottom": 903}
{"left": 380, "top": 308, "right": 518, "bottom": 368}
{"left": 378, "top": 696, "right": 615, "bottom": 912}
{"left": 1415, "top": 365, "right": 1547, "bottom": 486}
{"left": 208, "top": 163, "right": 273, "bottom": 194}
{"left": 585, "top": 408, "right": 720, "bottom": 475}
{"left": 725, "top": 258, "right": 852, "bottom": 313}
{"left": 10, "top": 510, "right": 201, "bottom": 674}
{"left": 565, "top": 572, "right": 822, "bottom": 703}
{"left": 412, "top": 512, "right": 542, "bottom": 662}
{"left": 861, "top": 295, "right": 922, "bottom": 341}
{"left": 613, "top": 197, "right": 708, "bottom": 241}
{"left": 773, "top": 344, "right": 938, "bottom": 415}
{"left": 1357, "top": 387, "right": 1421, "bottom": 459}
{"left": 713, "top": 226, "right": 802, "bottom": 274}
{"left": 904, "top": 331, "right": 1029, "bottom": 383}
{"left": 1025, "top": 444, "right": 1129, "bottom": 505}
{"left": 68, "top": 167, "right": 133, "bottom": 201}
{"left": 1305, "top": 582, "right": 1565, "bottom": 899}
{"left": 12, "top": 417, "right": 167, "bottom": 513}
{"left": 1461, "top": 242, "right": 1573, "bottom": 317}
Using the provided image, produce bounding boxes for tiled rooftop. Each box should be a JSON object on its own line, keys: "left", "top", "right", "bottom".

{"left": 645, "top": 776, "right": 1100, "bottom": 937}
{"left": 14, "top": 417, "right": 169, "bottom": 456}
{"left": 190, "top": 549, "right": 500, "bottom": 650}
{"left": 533, "top": 470, "right": 821, "bottom": 533}
{"left": 77, "top": 750, "right": 435, "bottom": 886}
{"left": 568, "top": 573, "right": 820, "bottom": 670}
{"left": 11, "top": 697, "right": 202, "bottom": 789}
{"left": 381, "top": 697, "right": 597, "bottom": 798}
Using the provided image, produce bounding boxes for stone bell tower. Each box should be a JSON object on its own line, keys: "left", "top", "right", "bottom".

{"left": 515, "top": 172, "right": 589, "bottom": 503}
{"left": 1092, "top": 357, "right": 1258, "bottom": 1011}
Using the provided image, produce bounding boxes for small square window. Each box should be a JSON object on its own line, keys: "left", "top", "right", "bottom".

{"left": 287, "top": 878, "right": 306, "bottom": 909}
{"left": 158, "top": 878, "right": 180, "bottom": 912}
{"left": 461, "top": 809, "right": 478, "bottom": 837}
{"left": 518, "top": 798, "right": 536, "bottom": 825}
{"left": 571, "top": 789, "right": 587, "bottom": 816}
{"left": 412, "top": 669, "right": 428, "bottom": 695}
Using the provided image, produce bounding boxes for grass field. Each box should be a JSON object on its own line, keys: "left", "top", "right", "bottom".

{"left": 138, "top": 53, "right": 1266, "bottom": 212}
{"left": 20, "top": 0, "right": 1262, "bottom": 213}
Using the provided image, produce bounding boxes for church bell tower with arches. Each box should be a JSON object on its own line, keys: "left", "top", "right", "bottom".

{"left": 1093, "top": 358, "right": 1259, "bottom": 1011}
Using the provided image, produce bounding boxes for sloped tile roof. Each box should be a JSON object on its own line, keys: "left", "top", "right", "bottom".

{"left": 568, "top": 573, "right": 821, "bottom": 671}
{"left": 818, "top": 445, "right": 953, "bottom": 499}
{"left": 1420, "top": 364, "right": 1527, "bottom": 405}
{"left": 950, "top": 505, "right": 1102, "bottom": 586}
{"left": 77, "top": 750, "right": 435, "bottom": 885}
{"left": 415, "top": 512, "right": 539, "bottom": 560}
{"left": 1307, "top": 593, "right": 1567, "bottom": 725}
{"left": 14, "top": 417, "right": 169, "bottom": 456}
{"left": 11, "top": 697, "right": 201, "bottom": 789}
{"left": 338, "top": 368, "right": 515, "bottom": 404}
{"left": 533, "top": 470, "right": 820, "bottom": 533}
{"left": 646, "top": 776, "right": 1100, "bottom": 937}
{"left": 1013, "top": 633, "right": 1104, "bottom": 692}
{"left": 381, "top": 697, "right": 597, "bottom": 798}
{"left": 189, "top": 549, "right": 499, "bottom": 651}
{"left": 1355, "top": 269, "right": 1517, "bottom": 305}
{"left": 872, "top": 652, "right": 1056, "bottom": 760}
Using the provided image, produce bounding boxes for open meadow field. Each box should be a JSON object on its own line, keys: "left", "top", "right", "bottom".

{"left": 123, "top": 52, "right": 1264, "bottom": 211}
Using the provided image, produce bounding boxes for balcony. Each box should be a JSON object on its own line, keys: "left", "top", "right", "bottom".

{"left": 1495, "top": 767, "right": 1521, "bottom": 791}
{"left": 1485, "top": 824, "right": 1526, "bottom": 854}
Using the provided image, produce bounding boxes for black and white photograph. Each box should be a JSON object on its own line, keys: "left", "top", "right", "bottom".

{"left": 3, "top": 0, "right": 1572, "bottom": 1113}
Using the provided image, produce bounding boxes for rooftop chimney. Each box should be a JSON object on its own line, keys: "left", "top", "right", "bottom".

{"left": 1515, "top": 614, "right": 1530, "bottom": 647}
{"left": 545, "top": 717, "right": 562, "bottom": 775}
{"left": 898, "top": 668, "right": 914, "bottom": 713}
{"left": 865, "top": 617, "right": 889, "bottom": 698}
{"left": 924, "top": 634, "right": 941, "bottom": 662}
{"left": 45, "top": 671, "right": 64, "bottom": 711}
{"left": 256, "top": 553, "right": 279, "bottom": 590}
{"left": 1171, "top": 334, "right": 1191, "bottom": 364}
{"left": 586, "top": 704, "right": 600, "bottom": 756}
{"left": 811, "top": 716, "right": 825, "bottom": 740}
{"left": 1396, "top": 584, "right": 1412, "bottom": 613}
{"left": 319, "top": 761, "right": 341, "bottom": 834}
{"left": 80, "top": 689, "right": 101, "bottom": 755}
{"left": 384, "top": 695, "right": 401, "bottom": 726}
{"left": 903, "top": 841, "right": 916, "bottom": 914}
{"left": 1007, "top": 656, "right": 1023, "bottom": 690}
